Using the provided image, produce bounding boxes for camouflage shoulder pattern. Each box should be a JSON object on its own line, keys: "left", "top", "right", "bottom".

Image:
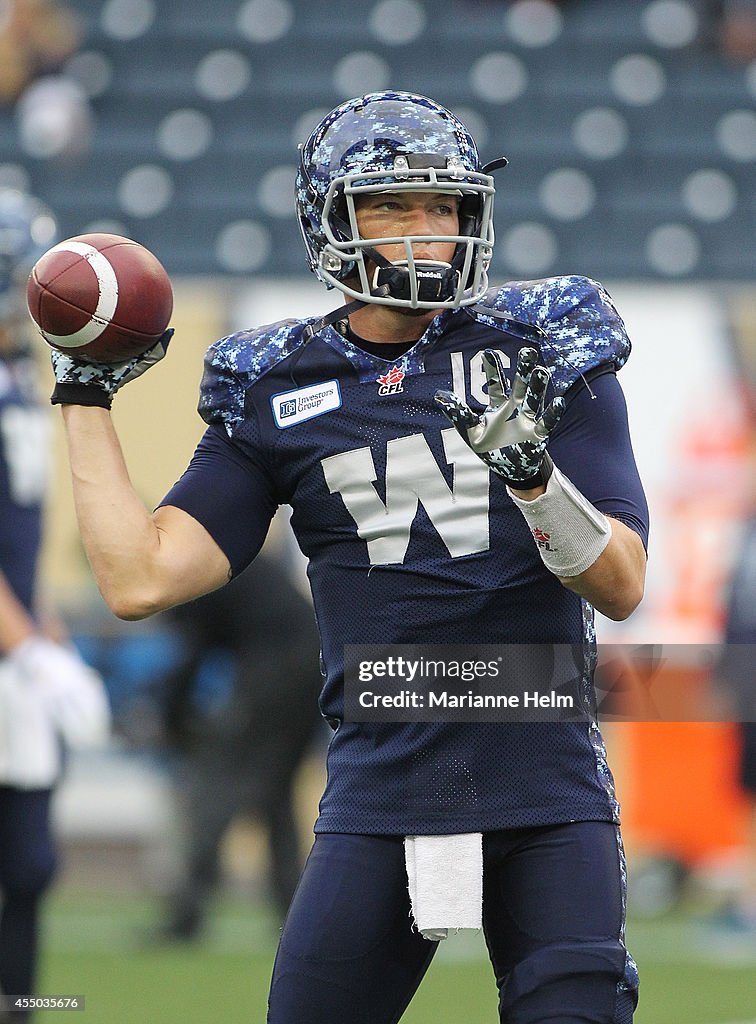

{"left": 470, "top": 275, "right": 631, "bottom": 395}
{"left": 198, "top": 318, "right": 310, "bottom": 432}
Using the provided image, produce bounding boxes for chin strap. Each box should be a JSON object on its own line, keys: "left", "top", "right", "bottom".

{"left": 303, "top": 255, "right": 458, "bottom": 343}
{"left": 481, "top": 156, "right": 509, "bottom": 174}
{"left": 292, "top": 295, "right": 380, "bottom": 386}
{"left": 301, "top": 288, "right": 389, "bottom": 342}
{"left": 373, "top": 260, "right": 460, "bottom": 304}
{"left": 359, "top": 235, "right": 466, "bottom": 305}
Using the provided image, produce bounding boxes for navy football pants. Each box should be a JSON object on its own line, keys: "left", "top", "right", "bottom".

{"left": 268, "top": 821, "right": 638, "bottom": 1023}
{"left": 0, "top": 787, "right": 57, "bottom": 1015}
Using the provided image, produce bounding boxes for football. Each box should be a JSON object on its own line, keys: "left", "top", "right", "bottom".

{"left": 26, "top": 233, "right": 173, "bottom": 364}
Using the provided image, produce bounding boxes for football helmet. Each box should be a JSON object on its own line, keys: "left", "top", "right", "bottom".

{"left": 296, "top": 92, "right": 505, "bottom": 310}
{"left": 0, "top": 188, "right": 58, "bottom": 325}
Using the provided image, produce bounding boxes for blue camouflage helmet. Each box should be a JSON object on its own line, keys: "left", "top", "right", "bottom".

{"left": 0, "top": 188, "right": 57, "bottom": 325}
{"left": 295, "top": 92, "right": 506, "bottom": 310}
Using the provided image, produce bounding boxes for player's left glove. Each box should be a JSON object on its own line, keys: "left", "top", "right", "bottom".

{"left": 50, "top": 329, "right": 174, "bottom": 409}
{"left": 434, "top": 346, "right": 565, "bottom": 489}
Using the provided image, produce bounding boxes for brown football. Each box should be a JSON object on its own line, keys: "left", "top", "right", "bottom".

{"left": 27, "top": 233, "right": 173, "bottom": 363}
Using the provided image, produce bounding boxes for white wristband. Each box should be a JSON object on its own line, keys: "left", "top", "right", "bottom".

{"left": 507, "top": 464, "right": 612, "bottom": 577}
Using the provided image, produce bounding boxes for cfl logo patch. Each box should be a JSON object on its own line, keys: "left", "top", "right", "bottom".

{"left": 532, "top": 527, "right": 556, "bottom": 552}
{"left": 377, "top": 365, "right": 405, "bottom": 396}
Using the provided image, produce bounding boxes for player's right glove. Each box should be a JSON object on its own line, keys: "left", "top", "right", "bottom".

{"left": 50, "top": 329, "right": 174, "bottom": 409}
{"left": 435, "top": 346, "right": 565, "bottom": 489}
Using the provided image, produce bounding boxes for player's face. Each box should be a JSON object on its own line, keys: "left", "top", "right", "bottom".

{"left": 354, "top": 191, "right": 460, "bottom": 267}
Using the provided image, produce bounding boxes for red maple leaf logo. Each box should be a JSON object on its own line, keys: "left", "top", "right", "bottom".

{"left": 377, "top": 365, "right": 405, "bottom": 388}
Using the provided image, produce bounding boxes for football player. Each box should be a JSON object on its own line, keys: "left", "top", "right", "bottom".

{"left": 714, "top": 499, "right": 756, "bottom": 944}
{"left": 0, "top": 189, "right": 110, "bottom": 1022}
{"left": 50, "top": 93, "right": 648, "bottom": 1023}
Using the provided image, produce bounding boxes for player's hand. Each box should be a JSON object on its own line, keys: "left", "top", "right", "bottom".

{"left": 50, "top": 329, "right": 174, "bottom": 409}
{"left": 9, "top": 636, "right": 111, "bottom": 748}
{"left": 434, "top": 347, "right": 565, "bottom": 488}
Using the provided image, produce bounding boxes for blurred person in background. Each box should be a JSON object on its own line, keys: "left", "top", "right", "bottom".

{"left": 705, "top": 0, "right": 756, "bottom": 61}
{"left": 0, "top": 0, "right": 80, "bottom": 106}
{"left": 710, "top": 441, "right": 756, "bottom": 947}
{"left": 150, "top": 545, "right": 322, "bottom": 941}
{"left": 0, "top": 1, "right": 91, "bottom": 164}
{"left": 0, "top": 189, "right": 110, "bottom": 1023}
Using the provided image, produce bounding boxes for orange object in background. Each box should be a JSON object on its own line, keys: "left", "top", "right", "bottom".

{"left": 598, "top": 657, "right": 750, "bottom": 864}
{"left": 620, "top": 718, "right": 751, "bottom": 866}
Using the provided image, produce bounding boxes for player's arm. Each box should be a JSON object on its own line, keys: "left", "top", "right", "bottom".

{"left": 508, "top": 478, "right": 646, "bottom": 620}
{"left": 1, "top": 506, "right": 111, "bottom": 756}
{"left": 61, "top": 404, "right": 231, "bottom": 619}
{"left": 51, "top": 330, "right": 282, "bottom": 620}
{"left": 0, "top": 570, "right": 37, "bottom": 651}
{"left": 435, "top": 347, "right": 647, "bottom": 621}
{"left": 48, "top": 337, "right": 235, "bottom": 620}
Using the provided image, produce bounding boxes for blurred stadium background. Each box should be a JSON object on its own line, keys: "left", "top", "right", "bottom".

{"left": 1, "top": 0, "right": 755, "bottom": 1021}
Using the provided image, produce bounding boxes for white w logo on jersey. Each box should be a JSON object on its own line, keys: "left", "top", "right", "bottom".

{"left": 321, "top": 428, "right": 490, "bottom": 565}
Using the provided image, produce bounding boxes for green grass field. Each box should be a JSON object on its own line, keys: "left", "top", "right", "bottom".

{"left": 36, "top": 891, "right": 755, "bottom": 1024}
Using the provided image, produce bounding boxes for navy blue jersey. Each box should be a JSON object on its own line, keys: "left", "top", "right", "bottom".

{"left": 162, "top": 276, "right": 649, "bottom": 834}
{"left": 0, "top": 355, "right": 48, "bottom": 613}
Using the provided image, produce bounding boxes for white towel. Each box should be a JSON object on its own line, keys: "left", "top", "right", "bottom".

{"left": 404, "top": 833, "right": 483, "bottom": 941}
{"left": 0, "top": 640, "right": 110, "bottom": 788}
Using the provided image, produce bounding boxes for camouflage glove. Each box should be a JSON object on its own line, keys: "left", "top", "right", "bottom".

{"left": 434, "top": 346, "right": 565, "bottom": 489}
{"left": 50, "top": 329, "right": 174, "bottom": 409}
